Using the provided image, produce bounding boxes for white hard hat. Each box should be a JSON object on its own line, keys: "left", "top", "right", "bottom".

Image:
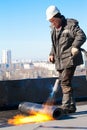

{"left": 46, "top": 5, "right": 60, "bottom": 20}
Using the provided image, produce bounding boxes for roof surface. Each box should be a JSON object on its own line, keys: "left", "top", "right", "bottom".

{"left": 0, "top": 102, "right": 87, "bottom": 130}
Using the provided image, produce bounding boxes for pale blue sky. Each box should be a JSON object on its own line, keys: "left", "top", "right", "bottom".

{"left": 0, "top": 0, "right": 87, "bottom": 61}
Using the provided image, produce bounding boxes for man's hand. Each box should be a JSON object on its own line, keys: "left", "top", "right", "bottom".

{"left": 71, "top": 47, "right": 79, "bottom": 56}
{"left": 49, "top": 55, "right": 55, "bottom": 63}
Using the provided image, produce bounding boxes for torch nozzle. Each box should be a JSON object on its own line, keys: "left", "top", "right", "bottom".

{"left": 45, "top": 79, "right": 60, "bottom": 105}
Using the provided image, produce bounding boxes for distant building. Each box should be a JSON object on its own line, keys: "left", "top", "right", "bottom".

{"left": 33, "top": 61, "right": 55, "bottom": 70}
{"left": 23, "top": 62, "right": 34, "bottom": 69}
{"left": 2, "top": 50, "right": 12, "bottom": 67}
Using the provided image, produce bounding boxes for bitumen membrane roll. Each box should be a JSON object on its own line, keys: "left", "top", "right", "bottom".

{"left": 18, "top": 102, "right": 63, "bottom": 119}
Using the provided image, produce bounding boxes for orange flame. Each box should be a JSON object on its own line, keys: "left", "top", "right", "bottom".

{"left": 8, "top": 111, "right": 54, "bottom": 125}
{"left": 8, "top": 95, "right": 55, "bottom": 125}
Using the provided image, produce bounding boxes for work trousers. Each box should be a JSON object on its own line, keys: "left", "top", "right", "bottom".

{"left": 58, "top": 66, "right": 76, "bottom": 108}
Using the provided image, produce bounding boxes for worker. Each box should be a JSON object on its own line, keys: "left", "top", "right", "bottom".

{"left": 46, "top": 5, "right": 86, "bottom": 114}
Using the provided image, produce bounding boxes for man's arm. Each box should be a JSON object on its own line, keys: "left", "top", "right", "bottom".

{"left": 71, "top": 22, "right": 86, "bottom": 56}
{"left": 72, "top": 23, "right": 86, "bottom": 48}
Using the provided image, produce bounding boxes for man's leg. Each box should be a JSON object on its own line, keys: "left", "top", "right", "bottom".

{"left": 59, "top": 66, "right": 76, "bottom": 113}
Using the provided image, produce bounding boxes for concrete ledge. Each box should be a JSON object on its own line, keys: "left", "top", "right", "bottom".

{"left": 0, "top": 75, "right": 87, "bottom": 108}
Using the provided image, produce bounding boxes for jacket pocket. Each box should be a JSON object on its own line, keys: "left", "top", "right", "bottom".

{"left": 61, "top": 52, "right": 72, "bottom": 59}
{"left": 61, "top": 53, "right": 73, "bottom": 69}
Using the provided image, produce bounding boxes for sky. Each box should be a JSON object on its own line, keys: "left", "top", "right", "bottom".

{"left": 0, "top": 0, "right": 87, "bottom": 61}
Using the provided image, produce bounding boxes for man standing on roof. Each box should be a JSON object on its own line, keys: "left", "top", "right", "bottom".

{"left": 46, "top": 5, "right": 86, "bottom": 113}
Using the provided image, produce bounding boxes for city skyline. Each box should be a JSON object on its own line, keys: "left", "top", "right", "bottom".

{"left": 0, "top": 0, "right": 87, "bottom": 61}
{"left": 2, "top": 49, "right": 11, "bottom": 64}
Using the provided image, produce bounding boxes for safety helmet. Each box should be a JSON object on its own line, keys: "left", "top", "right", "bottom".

{"left": 46, "top": 5, "right": 60, "bottom": 20}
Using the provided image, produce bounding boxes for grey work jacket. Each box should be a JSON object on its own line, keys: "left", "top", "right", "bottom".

{"left": 50, "top": 17, "right": 86, "bottom": 70}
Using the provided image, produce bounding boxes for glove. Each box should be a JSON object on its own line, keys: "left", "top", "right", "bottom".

{"left": 49, "top": 55, "right": 55, "bottom": 63}
{"left": 71, "top": 47, "right": 79, "bottom": 56}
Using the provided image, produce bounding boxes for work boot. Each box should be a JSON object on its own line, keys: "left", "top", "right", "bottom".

{"left": 62, "top": 104, "right": 76, "bottom": 114}
{"left": 62, "top": 92, "right": 76, "bottom": 114}
{"left": 60, "top": 106, "right": 69, "bottom": 114}
{"left": 68, "top": 104, "right": 76, "bottom": 113}
{"left": 61, "top": 105, "right": 76, "bottom": 114}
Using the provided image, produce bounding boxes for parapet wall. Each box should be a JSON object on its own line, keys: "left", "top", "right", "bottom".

{"left": 0, "top": 76, "right": 87, "bottom": 108}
